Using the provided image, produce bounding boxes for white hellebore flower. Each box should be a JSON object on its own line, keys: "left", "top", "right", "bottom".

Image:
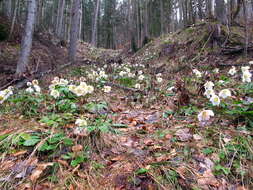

{"left": 0, "top": 87, "right": 13, "bottom": 104}
{"left": 26, "top": 87, "right": 34, "bottom": 93}
{"left": 128, "top": 73, "right": 135, "bottom": 78}
{"left": 27, "top": 82, "right": 32, "bottom": 87}
{"left": 198, "top": 110, "right": 214, "bottom": 122}
{"left": 204, "top": 88, "right": 215, "bottom": 99}
{"left": 125, "top": 68, "right": 131, "bottom": 73}
{"left": 86, "top": 85, "right": 94, "bottom": 94}
{"left": 33, "top": 85, "right": 41, "bottom": 93}
{"left": 242, "top": 71, "right": 252, "bottom": 83}
{"left": 50, "top": 89, "right": 60, "bottom": 99}
{"left": 52, "top": 77, "right": 60, "bottom": 84}
{"left": 228, "top": 66, "right": 236, "bottom": 76}
{"left": 73, "top": 86, "right": 87, "bottom": 96}
{"left": 138, "top": 71, "right": 143, "bottom": 75}
{"left": 241, "top": 66, "right": 250, "bottom": 73}
{"left": 103, "top": 86, "right": 111, "bottom": 93}
{"left": 167, "top": 86, "right": 175, "bottom": 92}
{"left": 32, "top": 80, "right": 39, "bottom": 86}
{"left": 210, "top": 95, "right": 220, "bottom": 106}
{"left": 68, "top": 85, "right": 77, "bottom": 93}
{"left": 138, "top": 75, "right": 145, "bottom": 81}
{"left": 79, "top": 82, "right": 87, "bottom": 89}
{"left": 156, "top": 73, "right": 162, "bottom": 77}
{"left": 59, "top": 79, "right": 69, "bottom": 85}
{"left": 218, "top": 80, "right": 225, "bottom": 84}
{"left": 213, "top": 68, "right": 219, "bottom": 73}
{"left": 0, "top": 94, "right": 5, "bottom": 104}
{"left": 75, "top": 118, "right": 88, "bottom": 127}
{"left": 204, "top": 81, "right": 214, "bottom": 90}
{"left": 193, "top": 69, "right": 202, "bottom": 78}
{"left": 219, "top": 89, "right": 231, "bottom": 99}
{"left": 119, "top": 71, "right": 127, "bottom": 76}
{"left": 135, "top": 83, "right": 141, "bottom": 89}
{"left": 157, "top": 77, "right": 163, "bottom": 83}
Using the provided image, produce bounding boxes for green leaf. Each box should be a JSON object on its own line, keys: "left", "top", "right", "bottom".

{"left": 61, "top": 153, "right": 73, "bottom": 160}
{"left": 0, "top": 134, "right": 9, "bottom": 141}
{"left": 202, "top": 147, "right": 213, "bottom": 155}
{"left": 71, "top": 156, "right": 86, "bottom": 167}
{"left": 63, "top": 138, "right": 74, "bottom": 146}
{"left": 48, "top": 133, "right": 65, "bottom": 144}
{"left": 20, "top": 133, "right": 31, "bottom": 140}
{"left": 214, "top": 164, "right": 230, "bottom": 175}
{"left": 23, "top": 137, "right": 40, "bottom": 146}
{"left": 136, "top": 168, "right": 149, "bottom": 175}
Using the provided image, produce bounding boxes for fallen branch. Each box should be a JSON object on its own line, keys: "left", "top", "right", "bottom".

{"left": 216, "top": 62, "right": 248, "bottom": 67}
{"left": 221, "top": 45, "right": 253, "bottom": 55}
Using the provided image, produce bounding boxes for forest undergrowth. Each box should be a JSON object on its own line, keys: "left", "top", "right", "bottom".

{"left": 0, "top": 22, "right": 253, "bottom": 190}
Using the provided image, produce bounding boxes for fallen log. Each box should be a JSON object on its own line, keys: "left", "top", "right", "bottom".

{"left": 221, "top": 45, "right": 253, "bottom": 55}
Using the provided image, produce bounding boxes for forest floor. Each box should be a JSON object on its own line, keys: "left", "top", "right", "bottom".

{"left": 0, "top": 21, "right": 253, "bottom": 190}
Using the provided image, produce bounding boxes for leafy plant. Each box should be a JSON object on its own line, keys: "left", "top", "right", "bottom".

{"left": 178, "top": 105, "right": 198, "bottom": 116}
{"left": 226, "top": 101, "right": 253, "bottom": 128}
{"left": 39, "top": 133, "right": 74, "bottom": 152}
{"left": 55, "top": 99, "right": 78, "bottom": 113}
{"left": 118, "top": 77, "right": 135, "bottom": 87}
{"left": 40, "top": 113, "right": 74, "bottom": 127}
{"left": 84, "top": 101, "right": 108, "bottom": 114}
{"left": 8, "top": 92, "right": 45, "bottom": 117}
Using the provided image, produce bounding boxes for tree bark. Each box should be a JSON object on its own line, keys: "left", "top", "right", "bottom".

{"left": 143, "top": 0, "right": 149, "bottom": 38}
{"left": 16, "top": 0, "right": 37, "bottom": 76}
{"left": 91, "top": 0, "right": 100, "bottom": 47}
{"left": 68, "top": 0, "right": 81, "bottom": 63}
{"left": 215, "top": 0, "right": 227, "bottom": 24}
{"left": 160, "top": 0, "right": 164, "bottom": 35}
{"left": 9, "top": 0, "right": 19, "bottom": 38}
{"left": 206, "top": 0, "right": 213, "bottom": 19}
{"left": 56, "top": 0, "right": 65, "bottom": 39}
{"left": 4, "top": 0, "right": 12, "bottom": 18}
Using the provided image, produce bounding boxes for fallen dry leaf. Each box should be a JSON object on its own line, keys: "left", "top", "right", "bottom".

{"left": 197, "top": 169, "right": 220, "bottom": 187}
{"left": 111, "top": 155, "right": 126, "bottom": 162}
{"left": 193, "top": 134, "right": 202, "bottom": 140}
{"left": 57, "top": 159, "right": 69, "bottom": 167}
{"left": 175, "top": 128, "right": 192, "bottom": 141}
{"left": 12, "top": 150, "right": 28, "bottom": 157}
{"left": 30, "top": 163, "right": 54, "bottom": 183}
{"left": 72, "top": 144, "right": 83, "bottom": 152}
{"left": 165, "top": 133, "right": 173, "bottom": 140}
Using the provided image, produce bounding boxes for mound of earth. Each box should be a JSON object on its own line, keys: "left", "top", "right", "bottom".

{"left": 126, "top": 21, "right": 253, "bottom": 75}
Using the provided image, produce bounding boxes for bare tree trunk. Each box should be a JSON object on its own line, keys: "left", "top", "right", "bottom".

{"left": 4, "top": 0, "right": 12, "bottom": 18}
{"left": 91, "top": 0, "right": 100, "bottom": 47}
{"left": 9, "top": 0, "right": 19, "bottom": 39}
{"left": 68, "top": 0, "right": 81, "bottom": 63}
{"left": 36, "top": 0, "right": 44, "bottom": 31}
{"left": 232, "top": 0, "right": 243, "bottom": 22}
{"left": 160, "top": 0, "right": 164, "bottom": 35}
{"left": 215, "top": 0, "right": 227, "bottom": 24}
{"left": 56, "top": 0, "right": 65, "bottom": 39}
{"left": 206, "top": 0, "right": 213, "bottom": 18}
{"left": 242, "top": 0, "right": 248, "bottom": 57}
{"left": 78, "top": 0, "right": 82, "bottom": 40}
{"left": 136, "top": 0, "right": 141, "bottom": 47}
{"left": 143, "top": 0, "right": 149, "bottom": 38}
{"left": 16, "top": 0, "right": 37, "bottom": 76}
{"left": 197, "top": 0, "right": 203, "bottom": 20}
